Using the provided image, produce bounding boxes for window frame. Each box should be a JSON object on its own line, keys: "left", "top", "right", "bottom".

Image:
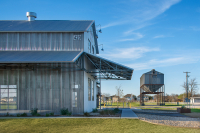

{"left": 88, "top": 78, "right": 91, "bottom": 101}
{"left": 0, "top": 85, "right": 17, "bottom": 110}
{"left": 92, "top": 80, "right": 94, "bottom": 101}
{"left": 88, "top": 39, "right": 91, "bottom": 53}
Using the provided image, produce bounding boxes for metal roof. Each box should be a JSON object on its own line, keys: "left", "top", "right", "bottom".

{"left": 84, "top": 52, "right": 134, "bottom": 80}
{"left": 0, "top": 20, "right": 94, "bottom": 32}
{"left": 0, "top": 51, "right": 82, "bottom": 63}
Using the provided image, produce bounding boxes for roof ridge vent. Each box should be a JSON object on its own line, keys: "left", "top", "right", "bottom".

{"left": 26, "top": 12, "right": 37, "bottom": 21}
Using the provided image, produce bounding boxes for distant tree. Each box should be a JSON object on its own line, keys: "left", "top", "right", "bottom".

{"left": 102, "top": 93, "right": 110, "bottom": 97}
{"left": 171, "top": 94, "right": 178, "bottom": 102}
{"left": 149, "top": 96, "right": 153, "bottom": 100}
{"left": 189, "top": 78, "right": 198, "bottom": 97}
{"left": 115, "top": 85, "right": 124, "bottom": 98}
{"left": 181, "top": 78, "right": 198, "bottom": 98}
{"left": 178, "top": 93, "right": 185, "bottom": 101}
{"left": 115, "top": 85, "right": 123, "bottom": 108}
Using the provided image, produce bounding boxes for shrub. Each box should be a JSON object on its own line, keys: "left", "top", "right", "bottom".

{"left": 84, "top": 112, "right": 90, "bottom": 117}
{"left": 92, "top": 108, "right": 98, "bottom": 113}
{"left": 61, "top": 108, "right": 69, "bottom": 115}
{"left": 36, "top": 113, "right": 41, "bottom": 116}
{"left": 99, "top": 110, "right": 105, "bottom": 115}
{"left": 17, "top": 114, "right": 20, "bottom": 117}
{"left": 30, "top": 108, "right": 38, "bottom": 116}
{"left": 99, "top": 110, "right": 115, "bottom": 115}
{"left": 20, "top": 113, "right": 27, "bottom": 116}
{"left": 5, "top": 112, "right": 9, "bottom": 116}
{"left": 49, "top": 112, "right": 54, "bottom": 116}
{"left": 114, "top": 108, "right": 120, "bottom": 113}
{"left": 46, "top": 113, "right": 49, "bottom": 117}
{"left": 181, "top": 105, "right": 186, "bottom": 109}
{"left": 67, "top": 112, "right": 72, "bottom": 116}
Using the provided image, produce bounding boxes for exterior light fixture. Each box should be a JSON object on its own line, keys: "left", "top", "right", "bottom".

{"left": 95, "top": 24, "right": 102, "bottom": 39}
{"left": 98, "top": 44, "right": 104, "bottom": 51}
{"left": 96, "top": 24, "right": 102, "bottom": 33}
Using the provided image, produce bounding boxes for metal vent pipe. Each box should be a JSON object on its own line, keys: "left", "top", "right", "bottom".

{"left": 26, "top": 12, "right": 37, "bottom": 21}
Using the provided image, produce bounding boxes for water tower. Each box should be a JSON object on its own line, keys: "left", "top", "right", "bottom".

{"left": 140, "top": 69, "right": 165, "bottom": 106}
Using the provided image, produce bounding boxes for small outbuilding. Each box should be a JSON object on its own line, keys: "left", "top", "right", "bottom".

{"left": 190, "top": 97, "right": 200, "bottom": 104}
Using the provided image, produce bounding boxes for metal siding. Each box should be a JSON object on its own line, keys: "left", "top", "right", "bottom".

{"left": 140, "top": 70, "right": 164, "bottom": 92}
{"left": 0, "top": 63, "right": 84, "bottom": 115}
{"left": 0, "top": 32, "right": 84, "bottom": 51}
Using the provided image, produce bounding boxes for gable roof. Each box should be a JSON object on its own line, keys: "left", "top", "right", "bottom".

{"left": 0, "top": 20, "right": 94, "bottom": 32}
{"left": 0, "top": 20, "right": 99, "bottom": 54}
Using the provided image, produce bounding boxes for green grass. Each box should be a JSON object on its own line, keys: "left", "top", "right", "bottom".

{"left": 138, "top": 108, "right": 200, "bottom": 113}
{"left": 106, "top": 102, "right": 140, "bottom": 107}
{"left": 0, "top": 105, "right": 17, "bottom": 109}
{"left": 106, "top": 102, "right": 185, "bottom": 107}
{"left": 0, "top": 119, "right": 199, "bottom": 133}
{"left": 141, "top": 108, "right": 177, "bottom": 110}
{"left": 191, "top": 109, "right": 200, "bottom": 113}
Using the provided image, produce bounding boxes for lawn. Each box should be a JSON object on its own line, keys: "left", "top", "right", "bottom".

{"left": 140, "top": 108, "right": 177, "bottom": 111}
{"left": 0, "top": 118, "right": 200, "bottom": 133}
{"left": 105, "top": 102, "right": 185, "bottom": 107}
{"left": 137, "top": 108, "right": 200, "bottom": 113}
{"left": 191, "top": 109, "right": 200, "bottom": 113}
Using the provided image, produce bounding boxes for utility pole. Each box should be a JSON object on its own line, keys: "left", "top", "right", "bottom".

{"left": 183, "top": 72, "right": 190, "bottom": 101}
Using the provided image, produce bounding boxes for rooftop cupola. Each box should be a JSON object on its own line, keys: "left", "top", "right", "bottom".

{"left": 26, "top": 12, "right": 37, "bottom": 21}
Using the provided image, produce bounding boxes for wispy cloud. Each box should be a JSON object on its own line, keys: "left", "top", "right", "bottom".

{"left": 154, "top": 35, "right": 165, "bottom": 38}
{"left": 118, "top": 32, "right": 144, "bottom": 42}
{"left": 101, "top": 21, "right": 126, "bottom": 29}
{"left": 102, "top": 0, "right": 181, "bottom": 29}
{"left": 127, "top": 56, "right": 199, "bottom": 70}
{"left": 190, "top": 26, "right": 200, "bottom": 31}
{"left": 102, "top": 47, "right": 160, "bottom": 59}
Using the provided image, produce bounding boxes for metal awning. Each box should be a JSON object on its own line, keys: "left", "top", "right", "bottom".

{"left": 84, "top": 52, "right": 134, "bottom": 80}
{"left": 0, "top": 51, "right": 82, "bottom": 63}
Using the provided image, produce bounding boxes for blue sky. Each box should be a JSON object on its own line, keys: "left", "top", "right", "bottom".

{"left": 1, "top": 0, "right": 200, "bottom": 96}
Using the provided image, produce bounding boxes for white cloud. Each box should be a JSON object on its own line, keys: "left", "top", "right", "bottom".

{"left": 154, "top": 35, "right": 165, "bottom": 38}
{"left": 102, "top": 47, "right": 160, "bottom": 59}
{"left": 101, "top": 21, "right": 126, "bottom": 29}
{"left": 118, "top": 32, "right": 144, "bottom": 42}
{"left": 102, "top": 0, "right": 181, "bottom": 29}
{"left": 190, "top": 26, "right": 200, "bottom": 31}
{"left": 127, "top": 56, "right": 198, "bottom": 70}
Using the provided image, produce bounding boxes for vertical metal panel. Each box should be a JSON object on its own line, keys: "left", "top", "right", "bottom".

{"left": 0, "top": 62, "right": 84, "bottom": 115}
{"left": 0, "top": 32, "right": 84, "bottom": 51}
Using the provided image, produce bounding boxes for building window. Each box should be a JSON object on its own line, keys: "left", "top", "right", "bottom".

{"left": 88, "top": 78, "right": 91, "bottom": 101}
{"left": 92, "top": 80, "right": 94, "bottom": 101}
{"left": 72, "top": 92, "right": 77, "bottom": 107}
{"left": 0, "top": 85, "right": 17, "bottom": 110}
{"left": 88, "top": 39, "right": 91, "bottom": 53}
{"left": 92, "top": 46, "right": 94, "bottom": 54}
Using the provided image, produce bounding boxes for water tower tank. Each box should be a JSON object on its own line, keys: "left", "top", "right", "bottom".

{"left": 140, "top": 69, "right": 164, "bottom": 92}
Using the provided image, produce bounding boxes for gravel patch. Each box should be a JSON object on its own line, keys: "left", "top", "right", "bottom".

{"left": 136, "top": 113, "right": 200, "bottom": 128}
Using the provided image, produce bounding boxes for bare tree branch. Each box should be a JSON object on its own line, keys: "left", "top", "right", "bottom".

{"left": 189, "top": 78, "right": 198, "bottom": 97}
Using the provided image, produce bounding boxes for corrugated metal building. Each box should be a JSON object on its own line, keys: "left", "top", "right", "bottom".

{"left": 0, "top": 12, "right": 133, "bottom": 115}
